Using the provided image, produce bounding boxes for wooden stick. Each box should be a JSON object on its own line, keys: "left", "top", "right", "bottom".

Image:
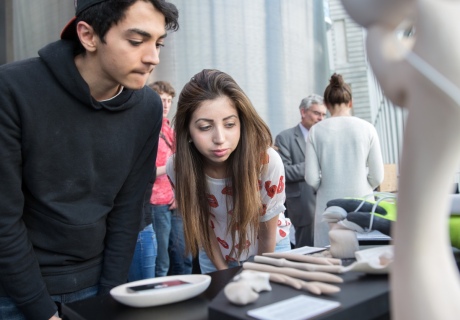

{"left": 268, "top": 272, "right": 341, "bottom": 295}
{"left": 262, "top": 252, "right": 342, "bottom": 265}
{"left": 254, "top": 255, "right": 344, "bottom": 273}
{"left": 243, "top": 262, "right": 343, "bottom": 283}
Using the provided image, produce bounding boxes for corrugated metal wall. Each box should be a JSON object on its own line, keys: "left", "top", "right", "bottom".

{"left": 370, "top": 72, "right": 407, "bottom": 165}
{"left": 327, "top": 0, "right": 372, "bottom": 122}
{"left": 327, "top": 0, "right": 407, "bottom": 165}
{"left": 4, "top": 0, "right": 458, "bottom": 184}
{"left": 5, "top": 0, "right": 331, "bottom": 138}
{"left": 152, "top": 0, "right": 331, "bottom": 138}
{"left": 5, "top": 0, "right": 415, "bottom": 169}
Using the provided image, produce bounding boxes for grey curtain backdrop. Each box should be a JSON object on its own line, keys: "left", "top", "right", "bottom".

{"left": 11, "top": 0, "right": 73, "bottom": 61}
{"left": 8, "top": 0, "right": 453, "bottom": 173}
{"left": 9, "top": 0, "right": 329, "bottom": 137}
{"left": 151, "top": 0, "right": 330, "bottom": 137}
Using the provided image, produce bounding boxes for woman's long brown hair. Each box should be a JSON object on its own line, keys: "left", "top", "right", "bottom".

{"left": 173, "top": 69, "right": 272, "bottom": 261}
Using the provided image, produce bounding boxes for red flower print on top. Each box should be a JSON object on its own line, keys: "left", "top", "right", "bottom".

{"left": 277, "top": 176, "right": 285, "bottom": 193}
{"left": 265, "top": 180, "right": 277, "bottom": 198}
{"left": 225, "top": 255, "right": 237, "bottom": 262}
{"left": 210, "top": 219, "right": 215, "bottom": 229}
{"left": 279, "top": 229, "right": 287, "bottom": 238}
{"left": 217, "top": 237, "right": 229, "bottom": 249}
{"left": 227, "top": 209, "right": 233, "bottom": 215}
{"left": 277, "top": 219, "right": 282, "bottom": 226}
{"left": 221, "top": 186, "right": 233, "bottom": 195}
{"left": 207, "top": 194, "right": 219, "bottom": 208}
{"left": 235, "top": 240, "right": 251, "bottom": 250}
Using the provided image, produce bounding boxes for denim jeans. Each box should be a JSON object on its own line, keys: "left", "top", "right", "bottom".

{"left": 151, "top": 204, "right": 192, "bottom": 276}
{"left": 128, "top": 223, "right": 157, "bottom": 282}
{"left": 199, "top": 236, "right": 292, "bottom": 274}
{"left": 169, "top": 211, "right": 193, "bottom": 275}
{"left": 0, "top": 285, "right": 98, "bottom": 320}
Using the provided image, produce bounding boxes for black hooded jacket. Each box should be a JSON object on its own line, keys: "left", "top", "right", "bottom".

{"left": 0, "top": 40, "right": 162, "bottom": 319}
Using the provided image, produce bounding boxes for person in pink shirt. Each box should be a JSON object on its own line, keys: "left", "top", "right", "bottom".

{"left": 149, "top": 81, "right": 192, "bottom": 276}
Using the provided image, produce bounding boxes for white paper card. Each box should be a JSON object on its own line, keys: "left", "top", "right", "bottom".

{"left": 285, "top": 246, "right": 327, "bottom": 255}
{"left": 247, "top": 295, "right": 341, "bottom": 320}
{"left": 356, "top": 230, "right": 391, "bottom": 241}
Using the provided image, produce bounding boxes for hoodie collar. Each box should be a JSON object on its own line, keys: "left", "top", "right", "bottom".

{"left": 38, "top": 40, "right": 143, "bottom": 112}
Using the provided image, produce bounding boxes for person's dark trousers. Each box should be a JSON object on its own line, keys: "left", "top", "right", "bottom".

{"left": 152, "top": 204, "right": 192, "bottom": 276}
{"left": 128, "top": 223, "right": 157, "bottom": 281}
{"left": 168, "top": 210, "right": 192, "bottom": 275}
{"left": 294, "top": 224, "right": 314, "bottom": 248}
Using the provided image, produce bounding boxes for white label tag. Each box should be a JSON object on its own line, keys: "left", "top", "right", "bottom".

{"left": 247, "top": 295, "right": 340, "bottom": 320}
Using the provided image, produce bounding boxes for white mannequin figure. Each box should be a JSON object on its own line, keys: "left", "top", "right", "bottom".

{"left": 340, "top": 0, "right": 460, "bottom": 319}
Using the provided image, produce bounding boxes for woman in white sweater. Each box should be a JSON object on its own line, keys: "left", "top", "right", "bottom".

{"left": 305, "top": 73, "right": 384, "bottom": 247}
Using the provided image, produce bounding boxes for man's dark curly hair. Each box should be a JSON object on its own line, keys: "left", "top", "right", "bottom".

{"left": 74, "top": 0, "right": 179, "bottom": 54}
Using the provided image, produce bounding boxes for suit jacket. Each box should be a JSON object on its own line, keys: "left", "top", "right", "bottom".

{"left": 274, "top": 125, "right": 316, "bottom": 227}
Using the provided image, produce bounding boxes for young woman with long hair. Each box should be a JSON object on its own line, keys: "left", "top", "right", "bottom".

{"left": 166, "top": 69, "right": 291, "bottom": 273}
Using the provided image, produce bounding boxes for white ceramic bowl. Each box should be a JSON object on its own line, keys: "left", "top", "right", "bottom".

{"left": 110, "top": 274, "right": 211, "bottom": 308}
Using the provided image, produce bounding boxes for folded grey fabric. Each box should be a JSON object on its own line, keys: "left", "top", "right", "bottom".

{"left": 346, "top": 212, "right": 392, "bottom": 235}
{"left": 326, "top": 198, "right": 387, "bottom": 216}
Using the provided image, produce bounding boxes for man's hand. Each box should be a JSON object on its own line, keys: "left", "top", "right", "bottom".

{"left": 169, "top": 198, "right": 177, "bottom": 210}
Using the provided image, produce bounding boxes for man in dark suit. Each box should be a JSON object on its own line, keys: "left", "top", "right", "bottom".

{"left": 274, "top": 94, "right": 327, "bottom": 247}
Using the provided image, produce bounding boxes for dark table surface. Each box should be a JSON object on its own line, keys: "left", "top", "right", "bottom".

{"left": 62, "top": 265, "right": 389, "bottom": 320}
{"left": 62, "top": 267, "right": 241, "bottom": 320}
{"left": 209, "top": 270, "right": 389, "bottom": 320}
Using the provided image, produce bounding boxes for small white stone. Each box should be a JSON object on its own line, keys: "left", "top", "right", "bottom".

{"left": 224, "top": 281, "right": 259, "bottom": 305}
{"left": 233, "top": 270, "right": 272, "bottom": 292}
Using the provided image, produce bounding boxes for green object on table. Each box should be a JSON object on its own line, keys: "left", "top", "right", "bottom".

{"left": 327, "top": 197, "right": 460, "bottom": 249}
{"left": 449, "top": 216, "right": 460, "bottom": 249}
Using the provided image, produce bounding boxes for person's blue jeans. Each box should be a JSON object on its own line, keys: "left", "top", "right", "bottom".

{"left": 169, "top": 211, "right": 193, "bottom": 275}
{"left": 199, "top": 236, "right": 292, "bottom": 274}
{"left": 0, "top": 285, "right": 98, "bottom": 320}
{"left": 151, "top": 204, "right": 192, "bottom": 276}
{"left": 128, "top": 223, "right": 157, "bottom": 282}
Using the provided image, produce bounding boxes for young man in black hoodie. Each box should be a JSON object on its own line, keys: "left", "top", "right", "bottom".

{"left": 0, "top": 1, "right": 179, "bottom": 319}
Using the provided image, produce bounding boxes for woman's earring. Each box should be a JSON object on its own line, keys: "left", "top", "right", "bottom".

{"left": 188, "top": 139, "right": 192, "bottom": 143}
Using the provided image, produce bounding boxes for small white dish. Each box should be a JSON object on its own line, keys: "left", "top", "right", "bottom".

{"left": 342, "top": 245, "right": 393, "bottom": 274}
{"left": 110, "top": 274, "right": 211, "bottom": 308}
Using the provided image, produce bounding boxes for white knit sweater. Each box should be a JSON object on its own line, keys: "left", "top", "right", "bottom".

{"left": 305, "top": 116, "right": 384, "bottom": 247}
